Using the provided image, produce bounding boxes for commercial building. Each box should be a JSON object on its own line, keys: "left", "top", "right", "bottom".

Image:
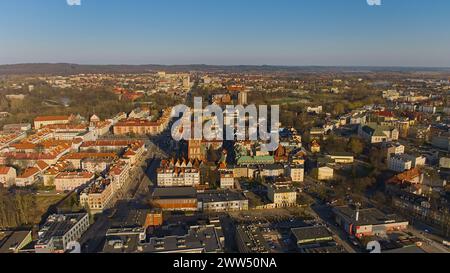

{"left": 333, "top": 206, "right": 408, "bottom": 239}
{"left": 197, "top": 190, "right": 248, "bottom": 212}
{"left": 151, "top": 187, "right": 198, "bottom": 211}
{"left": 236, "top": 225, "right": 270, "bottom": 253}
{"left": 35, "top": 213, "right": 90, "bottom": 253}
{"left": 291, "top": 226, "right": 336, "bottom": 251}
{"left": 103, "top": 224, "right": 224, "bottom": 253}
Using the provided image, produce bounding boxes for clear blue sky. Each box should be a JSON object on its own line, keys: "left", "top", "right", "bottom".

{"left": 1, "top": 0, "right": 450, "bottom": 66}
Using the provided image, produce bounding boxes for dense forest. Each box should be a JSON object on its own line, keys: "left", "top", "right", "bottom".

{"left": 0, "top": 87, "right": 136, "bottom": 127}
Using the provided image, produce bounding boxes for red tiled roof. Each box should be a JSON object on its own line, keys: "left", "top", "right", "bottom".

{"left": 0, "top": 166, "right": 12, "bottom": 175}
{"left": 17, "top": 167, "right": 40, "bottom": 179}
{"left": 34, "top": 116, "right": 70, "bottom": 122}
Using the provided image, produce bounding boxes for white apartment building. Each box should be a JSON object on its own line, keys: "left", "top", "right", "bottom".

{"left": 288, "top": 165, "right": 305, "bottom": 183}
{"left": 404, "top": 154, "right": 426, "bottom": 168}
{"left": 54, "top": 171, "right": 95, "bottom": 192}
{"left": 267, "top": 185, "right": 297, "bottom": 208}
{"left": 220, "top": 171, "right": 235, "bottom": 189}
{"left": 157, "top": 169, "right": 200, "bottom": 187}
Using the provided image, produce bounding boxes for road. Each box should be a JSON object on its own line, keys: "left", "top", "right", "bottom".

{"left": 79, "top": 153, "right": 155, "bottom": 253}
{"left": 303, "top": 174, "right": 450, "bottom": 253}
{"left": 307, "top": 202, "right": 358, "bottom": 253}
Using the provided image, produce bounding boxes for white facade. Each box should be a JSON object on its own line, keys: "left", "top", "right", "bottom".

{"left": 288, "top": 165, "right": 305, "bottom": 183}
{"left": 220, "top": 172, "right": 235, "bottom": 189}
{"left": 0, "top": 167, "right": 17, "bottom": 188}
{"left": 317, "top": 166, "right": 334, "bottom": 181}
{"left": 157, "top": 169, "right": 200, "bottom": 187}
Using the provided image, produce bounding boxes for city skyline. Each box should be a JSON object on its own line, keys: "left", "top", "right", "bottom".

{"left": 1, "top": 0, "right": 450, "bottom": 67}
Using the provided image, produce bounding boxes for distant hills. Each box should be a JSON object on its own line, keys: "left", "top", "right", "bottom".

{"left": 0, "top": 63, "right": 449, "bottom": 75}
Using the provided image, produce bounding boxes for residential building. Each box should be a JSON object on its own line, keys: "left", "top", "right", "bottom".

{"left": 157, "top": 158, "right": 201, "bottom": 187}
{"left": 383, "top": 142, "right": 405, "bottom": 160}
{"left": 15, "top": 167, "right": 41, "bottom": 187}
{"left": 80, "top": 178, "right": 114, "bottom": 213}
{"left": 54, "top": 171, "right": 95, "bottom": 192}
{"left": 267, "top": 182, "right": 297, "bottom": 208}
{"left": 34, "top": 116, "right": 70, "bottom": 129}
{"left": 288, "top": 165, "right": 305, "bottom": 183}
{"left": 219, "top": 171, "right": 235, "bottom": 189}
{"left": 388, "top": 155, "right": 413, "bottom": 172}
{"left": 0, "top": 166, "right": 16, "bottom": 188}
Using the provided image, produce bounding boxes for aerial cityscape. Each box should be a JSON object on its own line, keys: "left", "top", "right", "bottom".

{"left": 0, "top": 0, "right": 449, "bottom": 265}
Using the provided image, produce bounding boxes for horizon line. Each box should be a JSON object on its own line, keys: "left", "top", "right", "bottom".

{"left": 1, "top": 62, "right": 450, "bottom": 70}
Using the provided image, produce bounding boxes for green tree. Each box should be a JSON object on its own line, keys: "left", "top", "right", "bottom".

{"left": 348, "top": 138, "right": 364, "bottom": 155}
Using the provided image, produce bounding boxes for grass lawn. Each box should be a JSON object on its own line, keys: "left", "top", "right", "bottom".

{"left": 33, "top": 194, "right": 66, "bottom": 223}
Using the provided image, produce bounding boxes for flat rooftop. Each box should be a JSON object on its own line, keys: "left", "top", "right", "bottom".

{"left": 37, "top": 213, "right": 88, "bottom": 245}
{"left": 103, "top": 224, "right": 223, "bottom": 253}
{"left": 152, "top": 187, "right": 197, "bottom": 199}
{"left": 333, "top": 206, "right": 406, "bottom": 226}
{"left": 197, "top": 190, "right": 247, "bottom": 203}
{"left": 236, "top": 225, "right": 270, "bottom": 253}
{"left": 291, "top": 226, "right": 333, "bottom": 242}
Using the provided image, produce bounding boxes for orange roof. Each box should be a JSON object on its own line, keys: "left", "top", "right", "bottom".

{"left": 43, "top": 124, "right": 87, "bottom": 130}
{"left": 45, "top": 161, "right": 71, "bottom": 175}
{"left": 55, "top": 171, "right": 94, "bottom": 180}
{"left": 0, "top": 166, "right": 13, "bottom": 175}
{"left": 35, "top": 160, "right": 49, "bottom": 171}
{"left": 34, "top": 116, "right": 70, "bottom": 122}
{"left": 388, "top": 168, "right": 421, "bottom": 184}
{"left": 62, "top": 152, "right": 117, "bottom": 160}
{"left": 115, "top": 119, "right": 160, "bottom": 127}
{"left": 81, "top": 140, "right": 143, "bottom": 147}
{"left": 10, "top": 142, "right": 36, "bottom": 150}
{"left": 17, "top": 167, "right": 40, "bottom": 179}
